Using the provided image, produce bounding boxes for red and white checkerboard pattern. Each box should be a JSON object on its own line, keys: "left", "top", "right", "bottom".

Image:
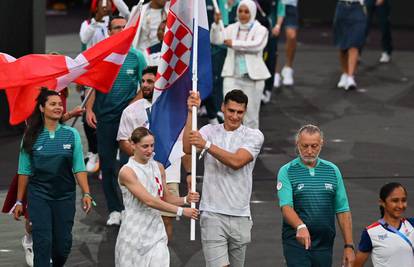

{"left": 155, "top": 10, "right": 192, "bottom": 90}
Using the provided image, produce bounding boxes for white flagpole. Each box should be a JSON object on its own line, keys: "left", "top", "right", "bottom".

{"left": 190, "top": 0, "right": 199, "bottom": 241}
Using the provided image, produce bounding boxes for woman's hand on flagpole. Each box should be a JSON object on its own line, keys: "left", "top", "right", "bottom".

{"left": 186, "top": 191, "right": 200, "bottom": 204}
{"left": 187, "top": 91, "right": 201, "bottom": 112}
{"left": 183, "top": 207, "right": 199, "bottom": 220}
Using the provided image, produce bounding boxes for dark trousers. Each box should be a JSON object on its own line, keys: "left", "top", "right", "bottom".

{"left": 28, "top": 192, "right": 75, "bottom": 267}
{"left": 283, "top": 243, "right": 333, "bottom": 267}
{"left": 80, "top": 91, "right": 98, "bottom": 154}
{"left": 204, "top": 45, "right": 227, "bottom": 120}
{"left": 96, "top": 121, "right": 124, "bottom": 213}
{"left": 264, "top": 34, "right": 278, "bottom": 92}
{"left": 82, "top": 114, "right": 98, "bottom": 154}
{"left": 365, "top": 0, "right": 392, "bottom": 54}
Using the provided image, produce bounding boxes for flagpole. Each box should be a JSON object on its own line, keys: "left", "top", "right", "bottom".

{"left": 70, "top": 88, "right": 94, "bottom": 127}
{"left": 190, "top": 0, "right": 199, "bottom": 241}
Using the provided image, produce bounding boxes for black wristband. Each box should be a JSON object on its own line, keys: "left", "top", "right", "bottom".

{"left": 344, "top": 244, "right": 355, "bottom": 250}
{"left": 186, "top": 172, "right": 192, "bottom": 176}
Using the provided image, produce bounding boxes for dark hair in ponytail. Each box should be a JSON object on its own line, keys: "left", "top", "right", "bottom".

{"left": 22, "top": 88, "right": 61, "bottom": 154}
{"left": 379, "top": 182, "right": 407, "bottom": 217}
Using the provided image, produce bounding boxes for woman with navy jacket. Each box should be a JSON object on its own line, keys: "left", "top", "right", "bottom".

{"left": 13, "top": 88, "right": 93, "bottom": 267}
{"left": 354, "top": 182, "right": 414, "bottom": 267}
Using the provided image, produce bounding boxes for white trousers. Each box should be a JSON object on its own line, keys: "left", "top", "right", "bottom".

{"left": 223, "top": 76, "right": 265, "bottom": 129}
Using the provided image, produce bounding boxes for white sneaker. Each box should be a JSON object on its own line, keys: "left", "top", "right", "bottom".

{"left": 273, "top": 73, "right": 281, "bottom": 88}
{"left": 106, "top": 211, "right": 121, "bottom": 226}
{"left": 337, "top": 73, "right": 348, "bottom": 88}
{"left": 86, "top": 153, "right": 99, "bottom": 173}
{"left": 379, "top": 52, "right": 391, "bottom": 63}
{"left": 281, "top": 66, "right": 294, "bottom": 86}
{"left": 22, "top": 235, "right": 34, "bottom": 267}
{"left": 261, "top": 90, "right": 272, "bottom": 104}
{"left": 344, "top": 76, "right": 357, "bottom": 91}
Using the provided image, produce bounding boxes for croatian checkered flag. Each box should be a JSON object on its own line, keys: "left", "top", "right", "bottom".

{"left": 150, "top": 0, "right": 212, "bottom": 167}
{"left": 150, "top": 0, "right": 212, "bottom": 240}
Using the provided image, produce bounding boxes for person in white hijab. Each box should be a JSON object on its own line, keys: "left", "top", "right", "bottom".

{"left": 210, "top": 0, "right": 270, "bottom": 130}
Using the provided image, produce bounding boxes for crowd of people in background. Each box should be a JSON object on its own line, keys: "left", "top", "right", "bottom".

{"left": 3, "top": 0, "right": 408, "bottom": 266}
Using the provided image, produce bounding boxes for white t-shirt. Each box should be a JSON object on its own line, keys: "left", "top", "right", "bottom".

{"left": 358, "top": 218, "right": 414, "bottom": 267}
{"left": 117, "top": 99, "right": 182, "bottom": 183}
{"left": 137, "top": 7, "right": 165, "bottom": 51}
{"left": 79, "top": 16, "right": 109, "bottom": 49}
{"left": 199, "top": 124, "right": 264, "bottom": 217}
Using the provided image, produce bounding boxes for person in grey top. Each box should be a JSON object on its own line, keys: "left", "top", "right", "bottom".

{"left": 183, "top": 89, "right": 264, "bottom": 267}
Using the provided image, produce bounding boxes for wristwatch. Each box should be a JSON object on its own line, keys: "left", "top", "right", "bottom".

{"left": 344, "top": 244, "right": 355, "bottom": 250}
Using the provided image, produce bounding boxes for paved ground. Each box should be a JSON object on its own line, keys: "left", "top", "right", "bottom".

{"left": 1, "top": 11, "right": 414, "bottom": 267}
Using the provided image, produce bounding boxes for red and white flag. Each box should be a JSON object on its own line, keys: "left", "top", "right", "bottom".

{"left": 0, "top": 10, "right": 141, "bottom": 125}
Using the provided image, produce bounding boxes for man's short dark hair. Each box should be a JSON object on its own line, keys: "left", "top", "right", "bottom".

{"left": 224, "top": 89, "right": 248, "bottom": 107}
{"left": 142, "top": 66, "right": 158, "bottom": 77}
{"left": 108, "top": 15, "right": 126, "bottom": 30}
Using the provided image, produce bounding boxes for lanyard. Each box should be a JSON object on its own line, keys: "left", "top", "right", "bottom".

{"left": 378, "top": 219, "right": 414, "bottom": 254}
{"left": 146, "top": 107, "right": 152, "bottom": 125}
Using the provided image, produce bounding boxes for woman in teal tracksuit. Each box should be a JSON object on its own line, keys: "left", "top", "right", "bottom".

{"left": 13, "top": 88, "right": 93, "bottom": 267}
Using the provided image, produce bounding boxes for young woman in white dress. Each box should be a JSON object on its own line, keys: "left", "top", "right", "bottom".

{"left": 115, "top": 127, "right": 199, "bottom": 267}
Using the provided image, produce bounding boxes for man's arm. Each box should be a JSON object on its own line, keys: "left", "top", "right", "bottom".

{"left": 337, "top": 211, "right": 355, "bottom": 267}
{"left": 188, "top": 129, "right": 254, "bottom": 170}
{"left": 282, "top": 205, "right": 311, "bottom": 249}
{"left": 118, "top": 117, "right": 134, "bottom": 155}
{"left": 206, "top": 144, "right": 253, "bottom": 170}
{"left": 85, "top": 89, "right": 97, "bottom": 128}
{"left": 119, "top": 140, "right": 134, "bottom": 156}
{"left": 337, "top": 212, "right": 354, "bottom": 245}
{"left": 278, "top": 166, "right": 311, "bottom": 249}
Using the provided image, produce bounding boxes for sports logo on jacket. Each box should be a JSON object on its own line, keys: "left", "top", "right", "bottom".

{"left": 63, "top": 144, "right": 72, "bottom": 150}
{"left": 325, "top": 183, "right": 333, "bottom": 190}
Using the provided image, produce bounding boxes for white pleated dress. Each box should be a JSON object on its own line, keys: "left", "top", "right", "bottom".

{"left": 115, "top": 157, "right": 169, "bottom": 267}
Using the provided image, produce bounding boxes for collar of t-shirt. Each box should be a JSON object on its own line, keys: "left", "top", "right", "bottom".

{"left": 297, "top": 157, "right": 321, "bottom": 176}
{"left": 42, "top": 123, "right": 62, "bottom": 139}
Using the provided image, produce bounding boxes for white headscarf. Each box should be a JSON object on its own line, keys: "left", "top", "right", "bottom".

{"left": 237, "top": 0, "right": 257, "bottom": 29}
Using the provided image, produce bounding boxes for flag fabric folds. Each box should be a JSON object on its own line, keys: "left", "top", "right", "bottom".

{"left": 151, "top": 0, "right": 212, "bottom": 167}
{"left": 0, "top": 14, "right": 140, "bottom": 125}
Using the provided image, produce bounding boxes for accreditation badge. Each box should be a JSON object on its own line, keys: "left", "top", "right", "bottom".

{"left": 277, "top": 181, "right": 283, "bottom": 191}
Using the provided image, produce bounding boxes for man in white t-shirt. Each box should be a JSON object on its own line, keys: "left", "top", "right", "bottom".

{"left": 116, "top": 65, "right": 185, "bottom": 242}
{"left": 113, "top": 0, "right": 168, "bottom": 59}
{"left": 183, "top": 89, "right": 264, "bottom": 267}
